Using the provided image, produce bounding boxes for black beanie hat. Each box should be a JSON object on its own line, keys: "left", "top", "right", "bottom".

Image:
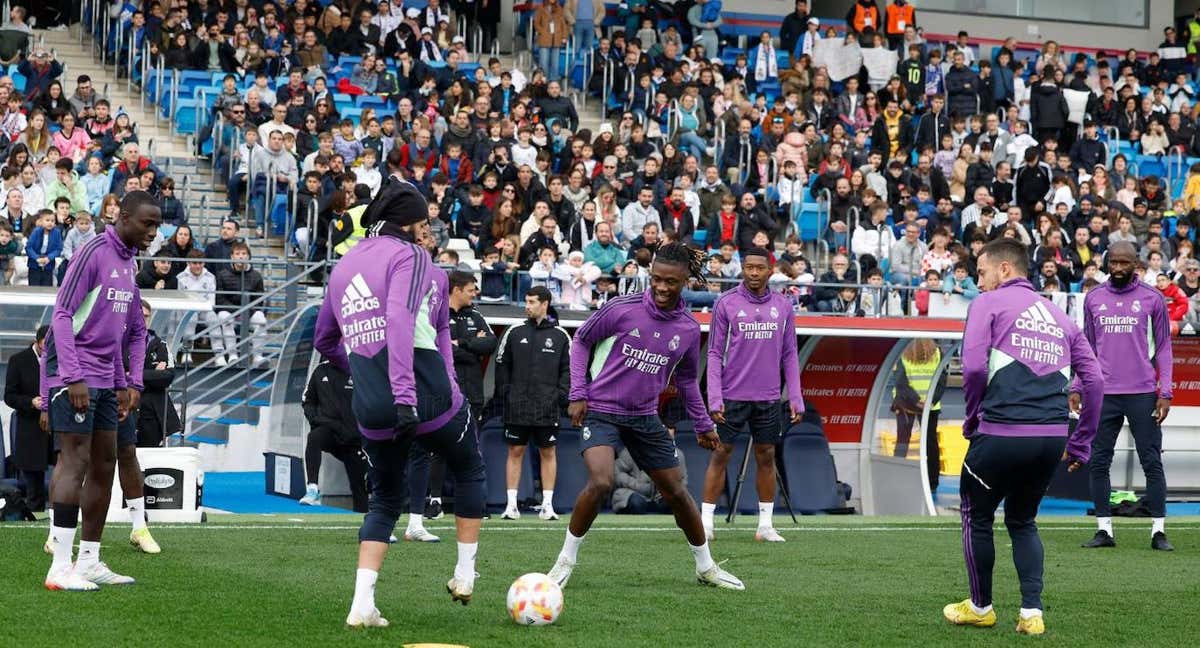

{"left": 361, "top": 178, "right": 429, "bottom": 229}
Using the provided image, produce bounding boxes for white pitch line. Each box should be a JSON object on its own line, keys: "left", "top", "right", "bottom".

{"left": 3, "top": 524, "right": 1199, "bottom": 532}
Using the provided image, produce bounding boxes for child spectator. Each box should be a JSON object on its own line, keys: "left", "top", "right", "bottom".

{"left": 942, "top": 262, "right": 979, "bottom": 301}
{"left": 528, "top": 246, "right": 562, "bottom": 299}
{"left": 427, "top": 202, "right": 450, "bottom": 253}
{"left": 0, "top": 223, "right": 18, "bottom": 284}
{"left": 780, "top": 235, "right": 805, "bottom": 265}
{"left": 61, "top": 210, "right": 96, "bottom": 278}
{"left": 356, "top": 148, "right": 382, "bottom": 197}
{"left": 860, "top": 268, "right": 901, "bottom": 317}
{"left": 1157, "top": 272, "right": 1190, "bottom": 322}
{"left": 828, "top": 283, "right": 864, "bottom": 317}
{"left": 921, "top": 227, "right": 955, "bottom": 276}
{"left": 554, "top": 250, "right": 602, "bottom": 310}
{"left": 479, "top": 248, "right": 513, "bottom": 302}
{"left": 914, "top": 269, "right": 943, "bottom": 316}
{"left": 81, "top": 155, "right": 110, "bottom": 216}
{"left": 25, "top": 210, "right": 61, "bottom": 286}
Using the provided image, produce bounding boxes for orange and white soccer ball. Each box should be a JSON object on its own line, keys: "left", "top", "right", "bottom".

{"left": 506, "top": 573, "right": 564, "bottom": 626}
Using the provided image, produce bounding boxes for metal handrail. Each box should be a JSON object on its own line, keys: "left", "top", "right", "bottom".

{"left": 168, "top": 68, "right": 180, "bottom": 136}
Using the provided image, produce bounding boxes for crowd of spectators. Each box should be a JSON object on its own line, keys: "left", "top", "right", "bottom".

{"left": 4, "top": 0, "right": 1200, "bottom": 330}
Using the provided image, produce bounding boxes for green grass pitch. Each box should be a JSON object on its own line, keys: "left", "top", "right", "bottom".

{"left": 2, "top": 515, "right": 1198, "bottom": 647}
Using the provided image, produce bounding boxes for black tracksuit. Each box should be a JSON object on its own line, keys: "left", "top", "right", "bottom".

{"left": 449, "top": 304, "right": 498, "bottom": 414}
{"left": 493, "top": 316, "right": 571, "bottom": 428}
{"left": 302, "top": 360, "right": 368, "bottom": 512}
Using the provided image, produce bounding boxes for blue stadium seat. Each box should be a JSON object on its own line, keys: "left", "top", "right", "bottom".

{"left": 354, "top": 94, "right": 388, "bottom": 109}
{"left": 173, "top": 98, "right": 202, "bottom": 135}
{"left": 779, "top": 423, "right": 846, "bottom": 513}
{"left": 795, "top": 202, "right": 822, "bottom": 242}
{"left": 1137, "top": 155, "right": 1166, "bottom": 179}
{"left": 480, "top": 417, "right": 534, "bottom": 509}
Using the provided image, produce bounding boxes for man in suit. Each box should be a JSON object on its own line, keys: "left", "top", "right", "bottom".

{"left": 4, "top": 325, "right": 50, "bottom": 511}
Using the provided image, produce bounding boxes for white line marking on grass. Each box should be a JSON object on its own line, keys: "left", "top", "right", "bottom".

{"left": 4, "top": 524, "right": 1200, "bottom": 532}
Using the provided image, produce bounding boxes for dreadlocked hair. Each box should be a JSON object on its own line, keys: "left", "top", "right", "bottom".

{"left": 654, "top": 242, "right": 707, "bottom": 282}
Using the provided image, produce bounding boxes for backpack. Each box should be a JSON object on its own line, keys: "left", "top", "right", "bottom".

{"left": 0, "top": 479, "right": 35, "bottom": 522}
{"left": 700, "top": 0, "right": 722, "bottom": 23}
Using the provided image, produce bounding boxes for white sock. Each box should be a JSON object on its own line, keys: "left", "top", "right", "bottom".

{"left": 542, "top": 490, "right": 554, "bottom": 511}
{"left": 76, "top": 540, "right": 101, "bottom": 569}
{"left": 506, "top": 489, "right": 518, "bottom": 510}
{"left": 128, "top": 497, "right": 147, "bottom": 531}
{"left": 455, "top": 542, "right": 477, "bottom": 585}
{"left": 50, "top": 525, "right": 76, "bottom": 570}
{"left": 1152, "top": 517, "right": 1165, "bottom": 536}
{"left": 1097, "top": 517, "right": 1113, "bottom": 536}
{"left": 689, "top": 541, "right": 716, "bottom": 573}
{"left": 1019, "top": 607, "right": 1042, "bottom": 619}
{"left": 406, "top": 513, "right": 424, "bottom": 532}
{"left": 970, "top": 601, "right": 993, "bottom": 615}
{"left": 306, "top": 482, "right": 318, "bottom": 491}
{"left": 757, "top": 501, "right": 774, "bottom": 530}
{"left": 351, "top": 568, "right": 378, "bottom": 611}
{"left": 559, "top": 529, "right": 585, "bottom": 562}
{"left": 701, "top": 502, "right": 716, "bottom": 528}
{"left": 46, "top": 508, "right": 55, "bottom": 543}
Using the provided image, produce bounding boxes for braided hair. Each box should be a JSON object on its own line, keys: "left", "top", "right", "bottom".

{"left": 654, "top": 241, "right": 707, "bottom": 282}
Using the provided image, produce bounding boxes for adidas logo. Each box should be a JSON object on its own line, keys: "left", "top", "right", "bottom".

{"left": 519, "top": 338, "right": 528, "bottom": 344}
{"left": 340, "top": 273, "right": 381, "bottom": 318}
{"left": 629, "top": 328, "right": 641, "bottom": 338}
{"left": 736, "top": 310, "right": 747, "bottom": 317}
{"left": 110, "top": 269, "right": 119, "bottom": 278}
{"left": 1015, "top": 302, "right": 1065, "bottom": 339}
{"left": 321, "top": 376, "right": 329, "bottom": 382}
{"left": 1098, "top": 304, "right": 1108, "bottom": 312}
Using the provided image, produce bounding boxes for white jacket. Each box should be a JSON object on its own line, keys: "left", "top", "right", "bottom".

{"left": 176, "top": 267, "right": 217, "bottom": 308}
{"left": 621, "top": 201, "right": 661, "bottom": 239}
{"left": 851, "top": 223, "right": 897, "bottom": 261}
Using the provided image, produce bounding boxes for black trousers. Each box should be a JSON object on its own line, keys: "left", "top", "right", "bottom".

{"left": 21, "top": 469, "right": 47, "bottom": 512}
{"left": 1089, "top": 392, "right": 1166, "bottom": 518}
{"left": 304, "top": 426, "right": 369, "bottom": 513}
{"left": 959, "top": 433, "right": 1065, "bottom": 610}
{"left": 894, "top": 409, "right": 942, "bottom": 491}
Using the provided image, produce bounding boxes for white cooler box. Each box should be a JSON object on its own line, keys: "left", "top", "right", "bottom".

{"left": 106, "top": 448, "right": 205, "bottom": 523}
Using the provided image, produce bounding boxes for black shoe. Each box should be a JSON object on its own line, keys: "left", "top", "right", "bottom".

{"left": 1082, "top": 531, "right": 1116, "bottom": 548}
{"left": 1151, "top": 532, "right": 1174, "bottom": 551}
{"left": 424, "top": 499, "right": 444, "bottom": 520}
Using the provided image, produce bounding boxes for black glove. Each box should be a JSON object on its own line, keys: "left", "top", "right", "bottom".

{"left": 395, "top": 404, "right": 420, "bottom": 436}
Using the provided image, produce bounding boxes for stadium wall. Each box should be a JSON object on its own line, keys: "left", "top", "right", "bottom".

{"left": 724, "top": 0, "right": 1174, "bottom": 52}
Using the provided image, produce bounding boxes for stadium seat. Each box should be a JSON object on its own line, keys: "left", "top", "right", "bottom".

{"left": 1137, "top": 155, "right": 1166, "bottom": 179}
{"left": 480, "top": 417, "right": 534, "bottom": 509}
{"left": 779, "top": 422, "right": 847, "bottom": 513}
{"left": 795, "top": 202, "right": 822, "bottom": 242}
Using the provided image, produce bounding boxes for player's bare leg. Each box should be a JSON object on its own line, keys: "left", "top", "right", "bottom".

{"left": 119, "top": 445, "right": 160, "bottom": 553}
{"left": 45, "top": 432, "right": 98, "bottom": 591}
{"left": 549, "top": 446, "right": 616, "bottom": 587}
{"left": 74, "top": 429, "right": 134, "bottom": 585}
{"left": 648, "top": 465, "right": 745, "bottom": 590}
{"left": 753, "top": 443, "right": 784, "bottom": 542}
{"left": 700, "top": 442, "right": 736, "bottom": 540}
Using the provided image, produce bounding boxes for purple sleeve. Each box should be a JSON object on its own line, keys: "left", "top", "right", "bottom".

{"left": 677, "top": 331, "right": 714, "bottom": 434}
{"left": 1066, "top": 327, "right": 1103, "bottom": 463}
{"left": 1069, "top": 292, "right": 1094, "bottom": 395}
{"left": 313, "top": 297, "right": 350, "bottom": 374}
{"left": 960, "top": 298, "right": 992, "bottom": 437}
{"left": 124, "top": 284, "right": 147, "bottom": 391}
{"left": 781, "top": 311, "right": 804, "bottom": 413}
{"left": 39, "top": 353, "right": 48, "bottom": 411}
{"left": 704, "top": 300, "right": 727, "bottom": 406}
{"left": 569, "top": 300, "right": 617, "bottom": 402}
{"left": 385, "top": 254, "right": 420, "bottom": 407}
{"left": 50, "top": 255, "right": 96, "bottom": 386}
{"left": 1153, "top": 297, "right": 1174, "bottom": 400}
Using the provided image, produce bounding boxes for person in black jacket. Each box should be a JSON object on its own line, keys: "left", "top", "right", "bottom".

{"left": 298, "top": 359, "right": 367, "bottom": 512}
{"left": 448, "top": 271, "right": 498, "bottom": 417}
{"left": 135, "top": 250, "right": 180, "bottom": 291}
{"left": 734, "top": 192, "right": 779, "bottom": 254}
{"left": 779, "top": 0, "right": 809, "bottom": 57}
{"left": 213, "top": 242, "right": 267, "bottom": 367}
{"left": 3, "top": 325, "right": 50, "bottom": 511}
{"left": 870, "top": 98, "right": 913, "bottom": 162}
{"left": 944, "top": 52, "right": 981, "bottom": 119}
{"left": 1029, "top": 69, "right": 1070, "bottom": 146}
{"left": 914, "top": 95, "right": 951, "bottom": 153}
{"left": 133, "top": 301, "right": 181, "bottom": 448}
{"left": 536, "top": 81, "right": 579, "bottom": 131}
{"left": 492, "top": 286, "right": 571, "bottom": 521}
{"left": 1015, "top": 148, "right": 1052, "bottom": 218}
{"left": 1068, "top": 120, "right": 1106, "bottom": 172}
